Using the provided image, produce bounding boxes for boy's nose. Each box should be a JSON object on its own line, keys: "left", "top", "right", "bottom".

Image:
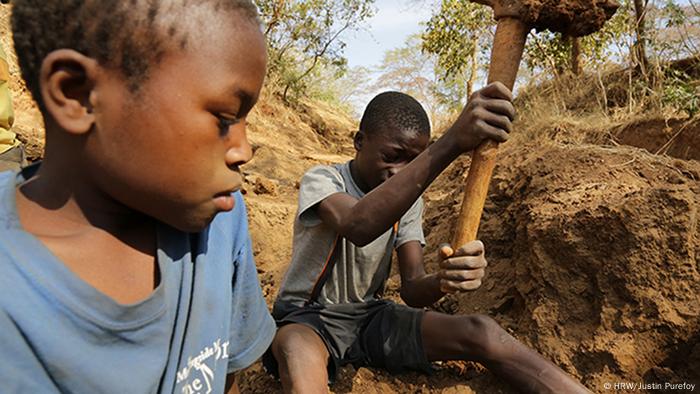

{"left": 225, "top": 130, "right": 253, "bottom": 167}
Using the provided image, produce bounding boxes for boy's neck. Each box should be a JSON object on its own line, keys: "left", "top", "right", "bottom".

{"left": 16, "top": 154, "right": 151, "bottom": 238}
{"left": 14, "top": 154, "right": 161, "bottom": 304}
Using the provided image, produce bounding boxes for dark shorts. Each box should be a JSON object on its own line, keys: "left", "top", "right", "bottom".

{"left": 263, "top": 299, "right": 432, "bottom": 382}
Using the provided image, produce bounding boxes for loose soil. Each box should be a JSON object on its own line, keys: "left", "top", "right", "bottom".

{"left": 522, "top": 0, "right": 619, "bottom": 37}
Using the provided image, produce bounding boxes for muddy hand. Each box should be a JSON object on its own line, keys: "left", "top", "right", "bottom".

{"left": 437, "top": 240, "right": 487, "bottom": 293}
{"left": 448, "top": 82, "right": 515, "bottom": 153}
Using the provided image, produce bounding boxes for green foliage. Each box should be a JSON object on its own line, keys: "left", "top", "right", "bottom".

{"left": 418, "top": 0, "right": 700, "bottom": 121}
{"left": 421, "top": 0, "right": 493, "bottom": 78}
{"left": 421, "top": 0, "right": 636, "bottom": 78}
{"left": 257, "top": 0, "right": 375, "bottom": 101}
{"left": 430, "top": 70, "right": 470, "bottom": 113}
{"left": 649, "top": 0, "right": 700, "bottom": 60}
{"left": 523, "top": 1, "right": 631, "bottom": 75}
{"left": 523, "top": 32, "right": 570, "bottom": 74}
{"left": 662, "top": 68, "right": 700, "bottom": 116}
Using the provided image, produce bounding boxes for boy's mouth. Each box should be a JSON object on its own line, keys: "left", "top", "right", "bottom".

{"left": 213, "top": 194, "right": 235, "bottom": 212}
{"left": 213, "top": 173, "right": 243, "bottom": 212}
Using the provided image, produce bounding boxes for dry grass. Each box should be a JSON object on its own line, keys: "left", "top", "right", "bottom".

{"left": 511, "top": 61, "right": 699, "bottom": 149}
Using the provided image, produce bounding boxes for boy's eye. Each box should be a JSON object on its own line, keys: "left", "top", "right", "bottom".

{"left": 382, "top": 153, "right": 399, "bottom": 163}
{"left": 216, "top": 114, "right": 241, "bottom": 136}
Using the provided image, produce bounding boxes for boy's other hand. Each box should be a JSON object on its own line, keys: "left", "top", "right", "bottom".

{"left": 437, "top": 241, "right": 487, "bottom": 293}
{"left": 448, "top": 82, "right": 515, "bottom": 152}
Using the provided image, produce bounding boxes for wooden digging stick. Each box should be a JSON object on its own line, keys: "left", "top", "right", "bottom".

{"left": 452, "top": 16, "right": 529, "bottom": 248}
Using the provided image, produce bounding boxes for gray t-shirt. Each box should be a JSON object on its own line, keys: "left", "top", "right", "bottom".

{"left": 276, "top": 161, "right": 425, "bottom": 306}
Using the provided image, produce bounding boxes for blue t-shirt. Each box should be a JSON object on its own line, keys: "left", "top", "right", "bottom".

{"left": 0, "top": 168, "right": 275, "bottom": 393}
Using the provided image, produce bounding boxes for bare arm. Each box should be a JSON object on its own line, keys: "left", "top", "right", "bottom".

{"left": 317, "top": 135, "right": 460, "bottom": 246}
{"left": 318, "top": 83, "right": 514, "bottom": 246}
{"left": 397, "top": 241, "right": 445, "bottom": 307}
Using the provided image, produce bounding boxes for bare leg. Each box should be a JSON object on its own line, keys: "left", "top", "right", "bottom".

{"left": 421, "top": 312, "right": 591, "bottom": 394}
{"left": 271, "top": 323, "right": 330, "bottom": 394}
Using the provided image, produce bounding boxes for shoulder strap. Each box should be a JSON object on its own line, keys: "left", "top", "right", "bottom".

{"left": 305, "top": 221, "right": 400, "bottom": 305}
{"left": 305, "top": 234, "right": 341, "bottom": 306}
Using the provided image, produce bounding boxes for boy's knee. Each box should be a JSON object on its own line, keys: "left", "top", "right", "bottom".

{"left": 271, "top": 324, "right": 330, "bottom": 392}
{"left": 456, "top": 314, "right": 509, "bottom": 361}
{"left": 272, "top": 324, "right": 327, "bottom": 365}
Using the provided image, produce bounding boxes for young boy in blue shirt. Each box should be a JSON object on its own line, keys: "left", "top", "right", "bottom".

{"left": 1, "top": 1, "right": 274, "bottom": 392}
{"left": 266, "top": 91, "right": 591, "bottom": 393}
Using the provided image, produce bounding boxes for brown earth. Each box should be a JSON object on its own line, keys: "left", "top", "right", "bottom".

{"left": 613, "top": 118, "right": 700, "bottom": 162}
{"left": 2, "top": 5, "right": 699, "bottom": 393}
{"left": 522, "top": 0, "right": 619, "bottom": 37}
{"left": 242, "top": 132, "right": 700, "bottom": 394}
{"left": 479, "top": 0, "right": 619, "bottom": 37}
{"left": 418, "top": 140, "right": 699, "bottom": 393}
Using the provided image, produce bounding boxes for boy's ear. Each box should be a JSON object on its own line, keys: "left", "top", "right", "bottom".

{"left": 39, "top": 49, "right": 100, "bottom": 135}
{"left": 353, "top": 130, "right": 364, "bottom": 151}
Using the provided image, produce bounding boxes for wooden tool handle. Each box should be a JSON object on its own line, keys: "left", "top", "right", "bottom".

{"left": 452, "top": 17, "right": 529, "bottom": 248}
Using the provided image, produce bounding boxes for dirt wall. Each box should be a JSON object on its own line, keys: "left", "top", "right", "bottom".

{"left": 421, "top": 139, "right": 700, "bottom": 392}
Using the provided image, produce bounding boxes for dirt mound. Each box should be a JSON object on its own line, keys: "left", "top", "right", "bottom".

{"left": 613, "top": 117, "right": 700, "bottom": 161}
{"left": 521, "top": 0, "right": 619, "bottom": 37}
{"left": 419, "top": 139, "right": 700, "bottom": 393}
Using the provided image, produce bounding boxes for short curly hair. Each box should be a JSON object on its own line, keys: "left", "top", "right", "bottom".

{"left": 359, "top": 91, "right": 430, "bottom": 138}
{"left": 11, "top": 0, "right": 259, "bottom": 110}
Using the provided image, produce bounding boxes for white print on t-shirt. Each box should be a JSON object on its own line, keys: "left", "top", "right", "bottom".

{"left": 176, "top": 338, "right": 230, "bottom": 394}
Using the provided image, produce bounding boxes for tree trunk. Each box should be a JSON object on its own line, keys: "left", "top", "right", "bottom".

{"left": 633, "top": 0, "right": 649, "bottom": 74}
{"left": 570, "top": 36, "right": 581, "bottom": 75}
{"left": 466, "top": 41, "right": 478, "bottom": 97}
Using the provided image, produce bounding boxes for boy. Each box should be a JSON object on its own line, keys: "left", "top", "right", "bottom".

{"left": 266, "top": 91, "right": 591, "bottom": 393}
{"left": 1, "top": 1, "right": 274, "bottom": 392}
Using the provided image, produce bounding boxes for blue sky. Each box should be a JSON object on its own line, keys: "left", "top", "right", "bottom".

{"left": 341, "top": 1, "right": 434, "bottom": 114}
{"left": 344, "top": 0, "right": 433, "bottom": 70}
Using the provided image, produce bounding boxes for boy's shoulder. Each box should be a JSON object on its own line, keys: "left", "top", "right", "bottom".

{"left": 302, "top": 162, "right": 345, "bottom": 179}
{"left": 300, "top": 161, "right": 352, "bottom": 191}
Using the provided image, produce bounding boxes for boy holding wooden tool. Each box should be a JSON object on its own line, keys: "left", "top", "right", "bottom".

{"left": 265, "top": 89, "right": 590, "bottom": 393}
